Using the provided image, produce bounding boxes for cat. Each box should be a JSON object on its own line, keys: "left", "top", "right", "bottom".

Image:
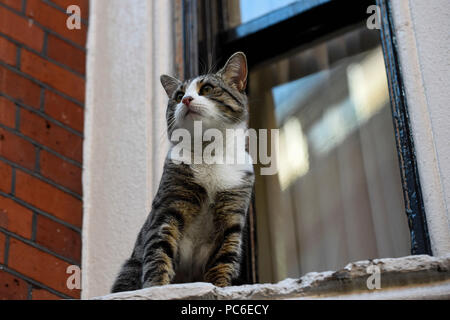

{"left": 111, "top": 52, "right": 255, "bottom": 292}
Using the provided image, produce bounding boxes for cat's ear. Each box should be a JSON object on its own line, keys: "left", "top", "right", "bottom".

{"left": 217, "top": 52, "right": 248, "bottom": 92}
{"left": 160, "top": 75, "right": 181, "bottom": 97}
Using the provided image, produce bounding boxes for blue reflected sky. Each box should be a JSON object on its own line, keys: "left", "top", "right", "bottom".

{"left": 272, "top": 71, "right": 328, "bottom": 124}
{"left": 240, "top": 0, "right": 299, "bottom": 23}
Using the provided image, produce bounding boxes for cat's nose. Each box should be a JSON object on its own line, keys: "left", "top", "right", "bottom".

{"left": 182, "top": 96, "right": 194, "bottom": 106}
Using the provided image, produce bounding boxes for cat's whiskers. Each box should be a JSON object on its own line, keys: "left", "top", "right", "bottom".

{"left": 206, "top": 60, "right": 220, "bottom": 75}
{"left": 158, "top": 116, "right": 177, "bottom": 145}
{"left": 167, "top": 116, "right": 177, "bottom": 129}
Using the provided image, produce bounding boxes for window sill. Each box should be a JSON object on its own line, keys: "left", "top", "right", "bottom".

{"left": 93, "top": 254, "right": 450, "bottom": 300}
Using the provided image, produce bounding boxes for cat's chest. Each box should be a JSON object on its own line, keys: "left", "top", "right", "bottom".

{"left": 190, "top": 162, "right": 251, "bottom": 199}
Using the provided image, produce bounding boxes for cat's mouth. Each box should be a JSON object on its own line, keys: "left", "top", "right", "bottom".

{"left": 186, "top": 109, "right": 201, "bottom": 116}
{"left": 175, "top": 105, "right": 206, "bottom": 125}
{"left": 183, "top": 106, "right": 202, "bottom": 118}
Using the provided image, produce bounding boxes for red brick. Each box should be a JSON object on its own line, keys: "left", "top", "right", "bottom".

{"left": 0, "top": 161, "right": 12, "bottom": 193}
{"left": 0, "top": 128, "right": 36, "bottom": 170}
{"left": 20, "top": 50, "right": 85, "bottom": 103}
{"left": 0, "top": 270, "right": 29, "bottom": 300}
{"left": 26, "top": 0, "right": 87, "bottom": 47}
{"left": 19, "top": 109, "right": 83, "bottom": 162}
{"left": 40, "top": 150, "right": 82, "bottom": 195}
{"left": 0, "top": 0, "right": 22, "bottom": 11}
{"left": 0, "top": 232, "right": 5, "bottom": 264}
{"left": 0, "top": 66, "right": 41, "bottom": 109}
{"left": 47, "top": 34, "right": 85, "bottom": 74}
{"left": 0, "top": 36, "right": 16, "bottom": 66}
{"left": 0, "top": 96, "right": 16, "bottom": 128}
{"left": 44, "top": 90, "right": 84, "bottom": 133}
{"left": 8, "top": 238, "right": 80, "bottom": 298}
{"left": 0, "top": 196, "right": 33, "bottom": 238}
{"left": 49, "top": 0, "right": 89, "bottom": 20}
{"left": 32, "top": 287, "right": 61, "bottom": 300}
{"left": 0, "top": 7, "right": 44, "bottom": 51}
{"left": 15, "top": 171, "right": 82, "bottom": 227}
{"left": 36, "top": 215, "right": 81, "bottom": 262}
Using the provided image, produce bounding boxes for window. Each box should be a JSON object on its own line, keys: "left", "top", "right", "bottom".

{"left": 224, "top": 0, "right": 301, "bottom": 28}
{"left": 249, "top": 28, "right": 412, "bottom": 282}
{"left": 182, "top": 0, "right": 432, "bottom": 284}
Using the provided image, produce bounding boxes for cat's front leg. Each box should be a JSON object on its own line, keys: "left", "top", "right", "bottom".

{"left": 141, "top": 208, "right": 184, "bottom": 288}
{"left": 205, "top": 187, "right": 252, "bottom": 287}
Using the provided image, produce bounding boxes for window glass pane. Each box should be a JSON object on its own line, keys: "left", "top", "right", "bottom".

{"left": 240, "top": 0, "right": 298, "bottom": 24}
{"left": 224, "top": 0, "right": 300, "bottom": 29}
{"left": 250, "top": 26, "right": 411, "bottom": 283}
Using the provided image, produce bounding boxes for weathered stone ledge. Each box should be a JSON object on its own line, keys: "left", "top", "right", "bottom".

{"left": 93, "top": 254, "right": 450, "bottom": 300}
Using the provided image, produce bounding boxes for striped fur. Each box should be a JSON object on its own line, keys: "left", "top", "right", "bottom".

{"left": 111, "top": 52, "right": 254, "bottom": 292}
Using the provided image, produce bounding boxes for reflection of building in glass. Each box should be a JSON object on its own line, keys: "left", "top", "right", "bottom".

{"left": 239, "top": 0, "right": 299, "bottom": 24}
{"left": 277, "top": 117, "right": 309, "bottom": 190}
{"left": 250, "top": 27, "right": 410, "bottom": 283}
{"left": 273, "top": 47, "right": 390, "bottom": 189}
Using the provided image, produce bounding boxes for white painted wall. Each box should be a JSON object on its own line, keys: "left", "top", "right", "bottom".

{"left": 391, "top": 0, "right": 450, "bottom": 255}
{"left": 82, "top": 0, "right": 172, "bottom": 298}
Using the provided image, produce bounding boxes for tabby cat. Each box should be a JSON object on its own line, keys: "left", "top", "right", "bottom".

{"left": 111, "top": 52, "right": 254, "bottom": 292}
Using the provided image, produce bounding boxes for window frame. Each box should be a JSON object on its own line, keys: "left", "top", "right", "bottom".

{"left": 376, "top": 0, "right": 432, "bottom": 255}
{"left": 181, "top": 0, "right": 432, "bottom": 283}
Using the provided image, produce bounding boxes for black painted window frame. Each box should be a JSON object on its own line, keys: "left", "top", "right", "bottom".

{"left": 182, "top": 0, "right": 432, "bottom": 283}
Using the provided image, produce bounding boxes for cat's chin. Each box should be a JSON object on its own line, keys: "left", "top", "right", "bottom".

{"left": 185, "top": 110, "right": 202, "bottom": 119}
{"left": 176, "top": 118, "right": 228, "bottom": 134}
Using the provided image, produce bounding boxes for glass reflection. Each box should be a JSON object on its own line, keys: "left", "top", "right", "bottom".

{"left": 240, "top": 0, "right": 299, "bottom": 24}
{"left": 223, "top": 0, "right": 300, "bottom": 29}
{"left": 250, "top": 27, "right": 410, "bottom": 283}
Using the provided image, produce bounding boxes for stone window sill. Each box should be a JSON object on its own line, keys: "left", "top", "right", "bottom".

{"left": 93, "top": 254, "right": 450, "bottom": 300}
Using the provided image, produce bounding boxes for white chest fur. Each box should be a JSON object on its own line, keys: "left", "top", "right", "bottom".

{"left": 190, "top": 160, "right": 253, "bottom": 200}
{"left": 174, "top": 160, "right": 252, "bottom": 283}
{"left": 168, "top": 147, "right": 253, "bottom": 282}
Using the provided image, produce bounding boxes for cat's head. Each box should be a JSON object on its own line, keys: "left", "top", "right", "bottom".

{"left": 160, "top": 52, "right": 248, "bottom": 138}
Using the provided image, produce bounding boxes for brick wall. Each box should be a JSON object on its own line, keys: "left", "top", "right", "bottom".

{"left": 0, "top": 0, "right": 88, "bottom": 299}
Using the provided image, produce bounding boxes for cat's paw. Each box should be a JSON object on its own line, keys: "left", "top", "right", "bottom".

{"left": 205, "top": 270, "right": 232, "bottom": 287}
{"left": 142, "top": 279, "right": 170, "bottom": 288}
{"left": 212, "top": 278, "right": 231, "bottom": 288}
{"left": 141, "top": 281, "right": 154, "bottom": 289}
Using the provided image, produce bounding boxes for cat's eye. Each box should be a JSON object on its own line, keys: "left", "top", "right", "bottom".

{"left": 200, "top": 84, "right": 214, "bottom": 95}
{"left": 175, "top": 92, "right": 184, "bottom": 103}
